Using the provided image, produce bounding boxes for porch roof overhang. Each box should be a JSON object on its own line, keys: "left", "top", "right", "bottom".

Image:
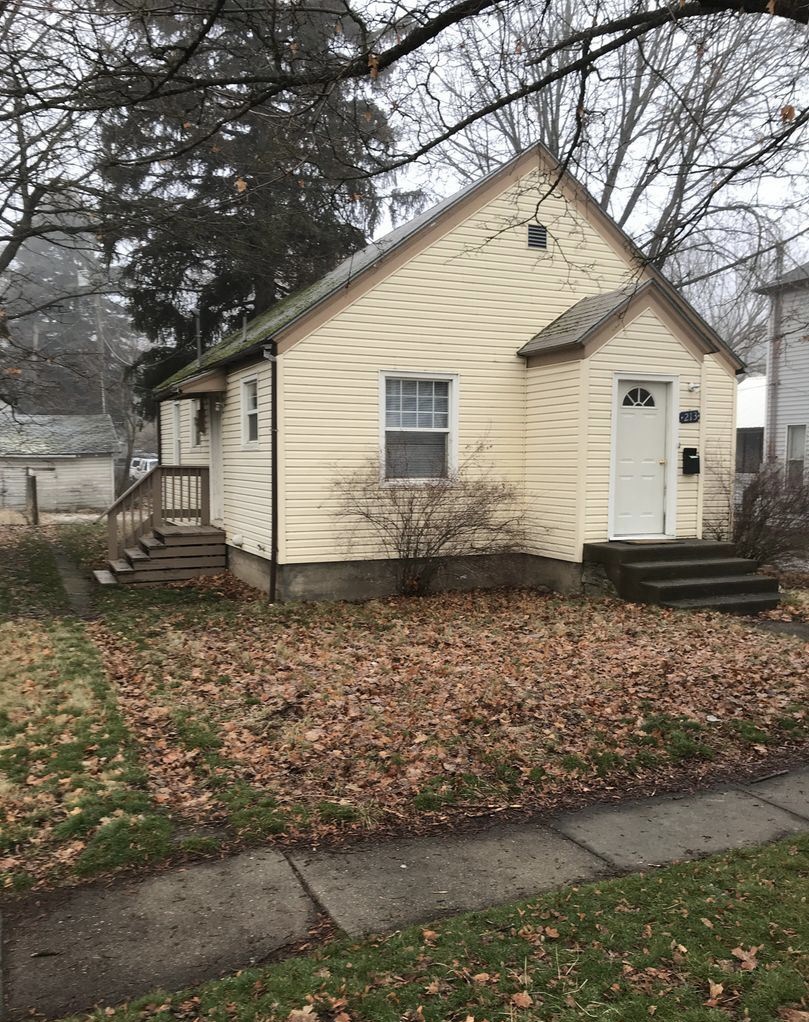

{"left": 517, "top": 280, "right": 745, "bottom": 372}
{"left": 163, "top": 368, "right": 228, "bottom": 398}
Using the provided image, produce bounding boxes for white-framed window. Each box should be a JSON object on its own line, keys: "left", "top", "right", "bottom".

{"left": 786, "top": 423, "right": 806, "bottom": 486}
{"left": 381, "top": 372, "right": 456, "bottom": 480}
{"left": 190, "top": 397, "right": 206, "bottom": 447}
{"left": 172, "top": 401, "right": 181, "bottom": 464}
{"left": 242, "top": 378, "right": 259, "bottom": 445}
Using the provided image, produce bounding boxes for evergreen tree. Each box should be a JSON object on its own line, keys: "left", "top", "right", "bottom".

{"left": 101, "top": 2, "right": 412, "bottom": 409}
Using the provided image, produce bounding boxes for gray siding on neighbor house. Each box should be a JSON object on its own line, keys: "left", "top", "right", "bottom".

{"left": 0, "top": 455, "right": 115, "bottom": 511}
{"left": 767, "top": 287, "right": 809, "bottom": 469}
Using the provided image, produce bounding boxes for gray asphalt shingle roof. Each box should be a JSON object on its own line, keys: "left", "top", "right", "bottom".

{"left": 0, "top": 412, "right": 118, "bottom": 457}
{"left": 156, "top": 142, "right": 744, "bottom": 390}
{"left": 757, "top": 260, "right": 809, "bottom": 294}
{"left": 156, "top": 164, "right": 513, "bottom": 392}
{"left": 517, "top": 284, "right": 646, "bottom": 357}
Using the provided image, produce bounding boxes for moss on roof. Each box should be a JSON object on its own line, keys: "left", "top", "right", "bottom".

{"left": 157, "top": 274, "right": 340, "bottom": 391}
{"left": 155, "top": 164, "right": 504, "bottom": 394}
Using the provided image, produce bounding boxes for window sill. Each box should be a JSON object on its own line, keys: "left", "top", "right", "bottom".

{"left": 382, "top": 476, "right": 452, "bottom": 487}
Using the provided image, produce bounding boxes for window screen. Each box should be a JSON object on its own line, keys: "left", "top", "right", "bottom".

{"left": 736, "top": 428, "right": 763, "bottom": 474}
{"left": 384, "top": 377, "right": 450, "bottom": 479}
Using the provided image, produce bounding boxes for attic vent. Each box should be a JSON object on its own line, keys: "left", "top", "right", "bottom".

{"left": 527, "top": 223, "right": 548, "bottom": 249}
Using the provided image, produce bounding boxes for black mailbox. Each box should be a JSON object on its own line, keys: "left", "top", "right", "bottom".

{"left": 683, "top": 447, "right": 700, "bottom": 475}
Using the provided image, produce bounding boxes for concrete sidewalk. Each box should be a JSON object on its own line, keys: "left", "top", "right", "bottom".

{"left": 3, "top": 767, "right": 808, "bottom": 1020}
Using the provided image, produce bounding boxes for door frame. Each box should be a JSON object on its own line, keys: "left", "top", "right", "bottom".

{"left": 608, "top": 372, "right": 679, "bottom": 541}
{"left": 208, "top": 396, "right": 225, "bottom": 525}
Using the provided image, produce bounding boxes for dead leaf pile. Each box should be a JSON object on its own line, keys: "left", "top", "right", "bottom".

{"left": 86, "top": 589, "right": 808, "bottom": 838}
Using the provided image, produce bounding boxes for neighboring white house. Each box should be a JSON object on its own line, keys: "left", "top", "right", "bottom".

{"left": 758, "top": 260, "right": 809, "bottom": 483}
{"left": 0, "top": 412, "right": 118, "bottom": 512}
{"left": 736, "top": 373, "right": 766, "bottom": 480}
{"left": 142, "top": 143, "right": 749, "bottom": 603}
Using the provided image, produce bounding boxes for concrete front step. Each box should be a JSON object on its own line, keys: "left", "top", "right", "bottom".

{"left": 639, "top": 573, "right": 780, "bottom": 601}
{"left": 623, "top": 557, "right": 759, "bottom": 581}
{"left": 584, "top": 540, "right": 737, "bottom": 566}
{"left": 583, "top": 540, "right": 779, "bottom": 614}
{"left": 664, "top": 592, "right": 781, "bottom": 614}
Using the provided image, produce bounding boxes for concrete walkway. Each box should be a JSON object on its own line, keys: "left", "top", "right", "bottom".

{"left": 3, "top": 767, "right": 808, "bottom": 1020}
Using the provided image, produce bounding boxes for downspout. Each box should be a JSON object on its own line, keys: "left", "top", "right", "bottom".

{"left": 263, "top": 342, "right": 279, "bottom": 602}
{"left": 156, "top": 402, "right": 162, "bottom": 464}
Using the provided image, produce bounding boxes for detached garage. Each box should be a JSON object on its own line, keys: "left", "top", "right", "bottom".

{"left": 0, "top": 413, "right": 118, "bottom": 513}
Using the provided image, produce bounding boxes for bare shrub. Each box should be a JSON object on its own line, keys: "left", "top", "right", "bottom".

{"left": 732, "top": 465, "right": 809, "bottom": 566}
{"left": 335, "top": 447, "right": 524, "bottom": 596}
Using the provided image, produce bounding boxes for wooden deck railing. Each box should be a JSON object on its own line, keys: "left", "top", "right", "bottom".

{"left": 104, "top": 465, "right": 210, "bottom": 561}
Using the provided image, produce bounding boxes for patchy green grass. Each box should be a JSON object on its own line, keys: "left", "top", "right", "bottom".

{"left": 0, "top": 527, "right": 68, "bottom": 616}
{"left": 0, "top": 526, "right": 173, "bottom": 889}
{"left": 70, "top": 836, "right": 809, "bottom": 1022}
{"left": 54, "top": 521, "right": 107, "bottom": 574}
{"left": 0, "top": 615, "right": 172, "bottom": 888}
{"left": 3, "top": 524, "right": 808, "bottom": 891}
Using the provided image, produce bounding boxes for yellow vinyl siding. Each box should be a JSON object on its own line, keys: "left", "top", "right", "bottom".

{"left": 583, "top": 307, "right": 703, "bottom": 545}
{"left": 279, "top": 168, "right": 644, "bottom": 564}
{"left": 701, "top": 354, "right": 737, "bottom": 537}
{"left": 524, "top": 360, "right": 582, "bottom": 561}
{"left": 159, "top": 401, "right": 175, "bottom": 463}
{"left": 159, "top": 399, "right": 210, "bottom": 466}
{"left": 220, "top": 363, "right": 272, "bottom": 556}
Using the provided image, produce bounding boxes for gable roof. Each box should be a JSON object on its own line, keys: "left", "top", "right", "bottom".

{"left": 0, "top": 413, "right": 118, "bottom": 457}
{"left": 157, "top": 142, "right": 743, "bottom": 393}
{"left": 156, "top": 156, "right": 523, "bottom": 393}
{"left": 518, "top": 285, "right": 645, "bottom": 357}
{"left": 756, "top": 260, "right": 809, "bottom": 294}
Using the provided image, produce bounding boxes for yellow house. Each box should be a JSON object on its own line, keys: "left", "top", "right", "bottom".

{"left": 100, "top": 144, "right": 780, "bottom": 612}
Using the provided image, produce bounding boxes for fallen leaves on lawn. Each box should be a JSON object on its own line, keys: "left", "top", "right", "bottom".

{"left": 511, "top": 990, "right": 533, "bottom": 1008}
{"left": 83, "top": 589, "right": 807, "bottom": 844}
{"left": 731, "top": 944, "right": 762, "bottom": 971}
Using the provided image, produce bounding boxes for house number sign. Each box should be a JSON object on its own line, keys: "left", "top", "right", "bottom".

{"left": 679, "top": 410, "right": 700, "bottom": 424}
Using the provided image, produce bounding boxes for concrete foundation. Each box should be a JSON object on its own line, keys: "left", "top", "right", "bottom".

{"left": 226, "top": 545, "right": 585, "bottom": 602}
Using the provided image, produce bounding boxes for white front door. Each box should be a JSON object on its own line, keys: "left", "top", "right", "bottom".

{"left": 208, "top": 397, "right": 224, "bottom": 525}
{"left": 613, "top": 379, "right": 670, "bottom": 537}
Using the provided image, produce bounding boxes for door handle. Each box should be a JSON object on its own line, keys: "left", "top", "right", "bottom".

{"left": 658, "top": 460, "right": 667, "bottom": 465}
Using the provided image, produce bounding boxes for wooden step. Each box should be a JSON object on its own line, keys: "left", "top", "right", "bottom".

{"left": 117, "top": 566, "right": 225, "bottom": 584}
{"left": 129, "top": 555, "right": 227, "bottom": 572}
{"left": 124, "top": 546, "right": 150, "bottom": 564}
{"left": 109, "top": 558, "right": 134, "bottom": 575}
{"left": 93, "top": 569, "right": 117, "bottom": 585}
{"left": 140, "top": 539, "right": 226, "bottom": 559}
{"left": 153, "top": 525, "right": 226, "bottom": 546}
